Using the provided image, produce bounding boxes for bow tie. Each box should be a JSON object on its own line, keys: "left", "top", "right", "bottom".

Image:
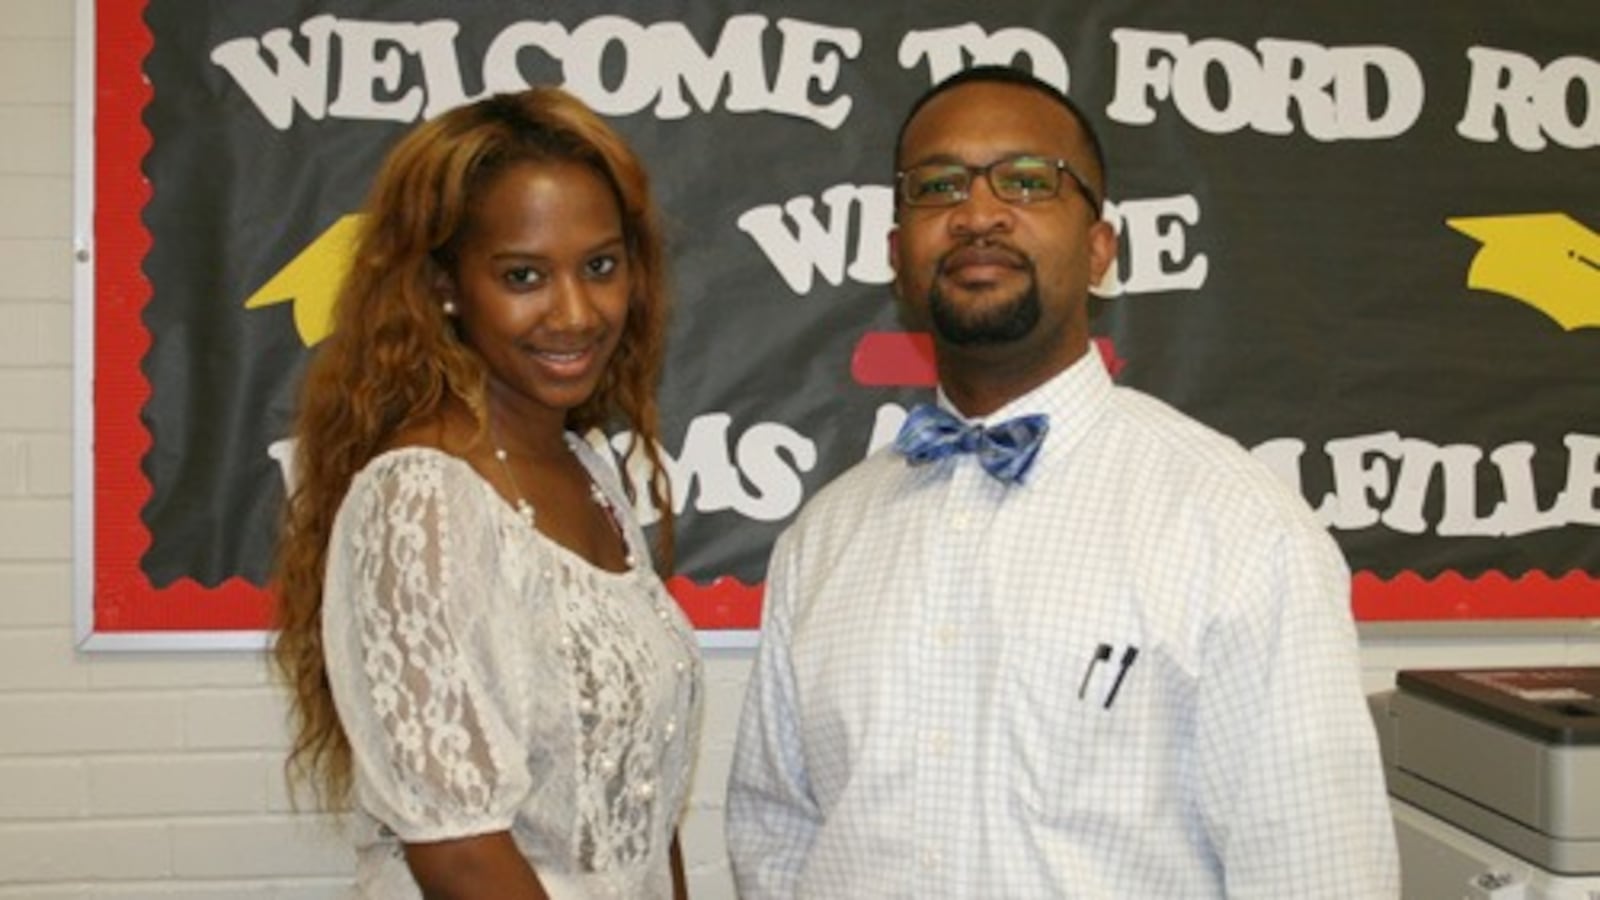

{"left": 893, "top": 403, "right": 1049, "bottom": 484}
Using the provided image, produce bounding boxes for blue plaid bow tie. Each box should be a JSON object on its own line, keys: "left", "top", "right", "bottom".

{"left": 893, "top": 403, "right": 1050, "bottom": 484}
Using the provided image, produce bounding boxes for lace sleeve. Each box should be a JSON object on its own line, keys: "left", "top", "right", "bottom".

{"left": 323, "top": 450, "right": 531, "bottom": 842}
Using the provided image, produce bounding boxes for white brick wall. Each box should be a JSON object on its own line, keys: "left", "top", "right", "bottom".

{"left": 2, "top": 2, "right": 1597, "bottom": 898}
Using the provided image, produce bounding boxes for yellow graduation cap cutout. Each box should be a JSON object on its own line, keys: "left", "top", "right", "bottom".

{"left": 1446, "top": 212, "right": 1600, "bottom": 331}
{"left": 243, "top": 213, "right": 367, "bottom": 347}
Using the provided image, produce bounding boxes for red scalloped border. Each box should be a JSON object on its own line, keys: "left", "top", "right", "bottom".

{"left": 666, "top": 571, "right": 1600, "bottom": 632}
{"left": 1352, "top": 570, "right": 1600, "bottom": 622}
{"left": 94, "top": 0, "right": 273, "bottom": 630}
{"left": 89, "top": 2, "right": 1598, "bottom": 634}
{"left": 666, "top": 576, "right": 764, "bottom": 630}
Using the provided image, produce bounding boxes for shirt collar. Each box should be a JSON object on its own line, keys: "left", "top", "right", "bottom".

{"left": 934, "top": 346, "right": 1113, "bottom": 466}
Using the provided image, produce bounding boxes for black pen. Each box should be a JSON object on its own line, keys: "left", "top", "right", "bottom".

{"left": 1078, "top": 643, "right": 1112, "bottom": 699}
{"left": 1104, "top": 646, "right": 1139, "bottom": 708}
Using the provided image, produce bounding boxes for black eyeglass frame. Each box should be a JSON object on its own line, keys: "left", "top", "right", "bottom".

{"left": 895, "top": 155, "right": 1102, "bottom": 213}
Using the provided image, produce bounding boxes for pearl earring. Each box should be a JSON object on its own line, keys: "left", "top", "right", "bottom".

{"left": 442, "top": 300, "right": 458, "bottom": 316}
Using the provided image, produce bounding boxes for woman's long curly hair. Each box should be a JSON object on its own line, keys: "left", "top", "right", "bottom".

{"left": 272, "top": 87, "right": 673, "bottom": 808}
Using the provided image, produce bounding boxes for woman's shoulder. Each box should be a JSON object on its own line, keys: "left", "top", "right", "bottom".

{"left": 382, "top": 407, "right": 473, "bottom": 454}
{"left": 351, "top": 411, "right": 487, "bottom": 495}
{"left": 339, "top": 449, "right": 481, "bottom": 526}
{"left": 355, "top": 444, "right": 460, "bottom": 478}
{"left": 357, "top": 409, "right": 487, "bottom": 482}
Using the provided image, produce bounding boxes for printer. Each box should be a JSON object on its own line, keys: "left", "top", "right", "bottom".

{"left": 1371, "top": 667, "right": 1600, "bottom": 898}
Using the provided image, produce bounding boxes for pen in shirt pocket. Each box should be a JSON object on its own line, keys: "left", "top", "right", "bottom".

{"left": 1078, "top": 642, "right": 1139, "bottom": 708}
{"left": 1103, "top": 646, "right": 1139, "bottom": 709}
{"left": 1077, "top": 643, "right": 1112, "bottom": 699}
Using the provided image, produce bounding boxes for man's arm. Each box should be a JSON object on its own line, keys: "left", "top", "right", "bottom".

{"left": 1196, "top": 525, "right": 1399, "bottom": 898}
{"left": 725, "top": 533, "right": 824, "bottom": 899}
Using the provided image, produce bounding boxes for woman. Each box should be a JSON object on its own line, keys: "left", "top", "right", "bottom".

{"left": 273, "top": 88, "right": 701, "bottom": 899}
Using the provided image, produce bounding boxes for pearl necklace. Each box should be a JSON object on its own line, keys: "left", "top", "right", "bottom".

{"left": 491, "top": 443, "right": 537, "bottom": 526}
{"left": 491, "top": 433, "right": 636, "bottom": 569}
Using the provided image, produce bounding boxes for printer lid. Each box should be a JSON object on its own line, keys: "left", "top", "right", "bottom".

{"left": 1397, "top": 668, "right": 1600, "bottom": 746}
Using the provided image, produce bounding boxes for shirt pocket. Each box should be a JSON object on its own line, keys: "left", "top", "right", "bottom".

{"left": 1002, "top": 630, "right": 1149, "bottom": 823}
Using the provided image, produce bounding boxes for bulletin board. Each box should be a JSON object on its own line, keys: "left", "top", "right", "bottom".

{"left": 75, "top": 0, "right": 1600, "bottom": 648}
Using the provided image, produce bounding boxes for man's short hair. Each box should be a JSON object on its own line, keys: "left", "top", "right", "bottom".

{"left": 893, "top": 65, "right": 1108, "bottom": 197}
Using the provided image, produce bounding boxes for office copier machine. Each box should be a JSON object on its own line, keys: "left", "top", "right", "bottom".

{"left": 1371, "top": 667, "right": 1600, "bottom": 899}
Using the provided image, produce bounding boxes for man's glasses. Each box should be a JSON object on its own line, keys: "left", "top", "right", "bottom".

{"left": 896, "top": 155, "right": 1101, "bottom": 212}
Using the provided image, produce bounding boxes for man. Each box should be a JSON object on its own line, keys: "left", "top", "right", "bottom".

{"left": 726, "top": 66, "right": 1398, "bottom": 898}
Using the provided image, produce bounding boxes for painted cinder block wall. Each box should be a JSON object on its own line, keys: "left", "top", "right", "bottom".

{"left": 2, "top": 3, "right": 1597, "bottom": 896}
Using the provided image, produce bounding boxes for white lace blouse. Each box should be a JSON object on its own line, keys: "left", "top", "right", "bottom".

{"left": 322, "top": 440, "right": 702, "bottom": 899}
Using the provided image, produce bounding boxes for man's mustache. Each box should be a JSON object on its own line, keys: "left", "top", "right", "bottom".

{"left": 937, "top": 238, "right": 1031, "bottom": 275}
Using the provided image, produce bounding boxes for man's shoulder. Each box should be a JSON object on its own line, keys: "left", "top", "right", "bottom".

{"left": 772, "top": 445, "right": 904, "bottom": 549}
{"left": 1106, "top": 386, "right": 1309, "bottom": 517}
{"left": 800, "top": 444, "right": 903, "bottom": 515}
{"left": 1110, "top": 385, "right": 1235, "bottom": 446}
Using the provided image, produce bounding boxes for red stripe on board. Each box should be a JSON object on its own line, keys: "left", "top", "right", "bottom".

{"left": 851, "top": 331, "right": 1125, "bottom": 386}
{"left": 850, "top": 330, "right": 938, "bottom": 386}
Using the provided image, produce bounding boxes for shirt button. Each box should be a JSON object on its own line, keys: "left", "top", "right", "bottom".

{"left": 664, "top": 718, "right": 677, "bottom": 738}
{"left": 921, "top": 849, "right": 941, "bottom": 868}
{"left": 929, "top": 731, "right": 950, "bottom": 755}
{"left": 950, "top": 512, "right": 970, "bottom": 531}
{"left": 636, "top": 781, "right": 656, "bottom": 799}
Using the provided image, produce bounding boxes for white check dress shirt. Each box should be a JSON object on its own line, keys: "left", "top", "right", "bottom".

{"left": 727, "top": 350, "right": 1398, "bottom": 899}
